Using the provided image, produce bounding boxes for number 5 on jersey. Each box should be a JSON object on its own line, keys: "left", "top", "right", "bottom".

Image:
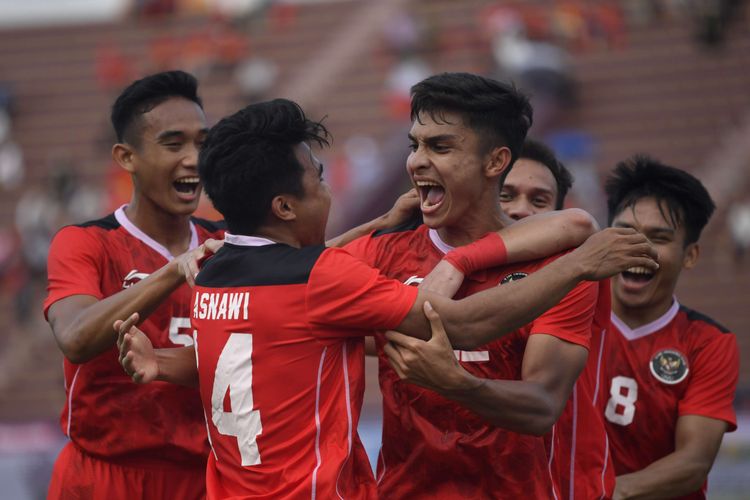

{"left": 605, "top": 376, "right": 638, "bottom": 426}
{"left": 211, "top": 333, "right": 263, "bottom": 466}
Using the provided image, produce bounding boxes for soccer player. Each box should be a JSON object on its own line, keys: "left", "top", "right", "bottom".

{"left": 344, "top": 73, "right": 643, "bottom": 498}
{"left": 44, "top": 71, "right": 224, "bottom": 499}
{"left": 601, "top": 156, "right": 738, "bottom": 500}
{"left": 118, "top": 98, "right": 656, "bottom": 499}
{"left": 500, "top": 137, "right": 574, "bottom": 218}
{"left": 497, "top": 137, "right": 615, "bottom": 499}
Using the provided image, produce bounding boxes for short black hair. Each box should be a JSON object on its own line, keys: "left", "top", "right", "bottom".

{"left": 198, "top": 98, "right": 330, "bottom": 235}
{"left": 606, "top": 155, "right": 715, "bottom": 245}
{"left": 110, "top": 70, "right": 202, "bottom": 146}
{"left": 499, "top": 138, "right": 574, "bottom": 210}
{"left": 410, "top": 72, "right": 533, "bottom": 164}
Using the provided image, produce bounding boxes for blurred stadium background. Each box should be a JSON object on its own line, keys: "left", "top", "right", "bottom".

{"left": 0, "top": 0, "right": 748, "bottom": 498}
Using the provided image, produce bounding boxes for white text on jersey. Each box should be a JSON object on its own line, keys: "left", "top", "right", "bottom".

{"left": 193, "top": 291, "right": 250, "bottom": 321}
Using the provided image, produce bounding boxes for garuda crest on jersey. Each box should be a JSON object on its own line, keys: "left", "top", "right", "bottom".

{"left": 650, "top": 349, "right": 689, "bottom": 384}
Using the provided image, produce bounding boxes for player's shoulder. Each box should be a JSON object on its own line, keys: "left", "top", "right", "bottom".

{"left": 198, "top": 242, "right": 327, "bottom": 288}
{"left": 191, "top": 216, "right": 226, "bottom": 236}
{"left": 677, "top": 304, "right": 733, "bottom": 336}
{"left": 52, "top": 213, "right": 120, "bottom": 243}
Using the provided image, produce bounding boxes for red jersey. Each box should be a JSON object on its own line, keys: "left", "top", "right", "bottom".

{"left": 603, "top": 300, "right": 739, "bottom": 499}
{"left": 43, "top": 206, "right": 224, "bottom": 466}
{"left": 345, "top": 223, "right": 600, "bottom": 499}
{"left": 192, "top": 233, "right": 418, "bottom": 499}
{"left": 545, "top": 281, "right": 615, "bottom": 500}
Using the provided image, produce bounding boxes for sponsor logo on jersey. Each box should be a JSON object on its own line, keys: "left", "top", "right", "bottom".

{"left": 650, "top": 349, "right": 689, "bottom": 384}
{"left": 122, "top": 269, "right": 150, "bottom": 288}
{"left": 501, "top": 272, "right": 528, "bottom": 284}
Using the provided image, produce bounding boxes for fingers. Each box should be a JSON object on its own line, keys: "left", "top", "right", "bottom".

{"left": 204, "top": 238, "right": 224, "bottom": 254}
{"left": 383, "top": 342, "right": 408, "bottom": 380}
{"left": 182, "top": 258, "right": 199, "bottom": 288}
{"left": 423, "top": 302, "right": 450, "bottom": 345}
{"left": 385, "top": 330, "right": 421, "bottom": 349}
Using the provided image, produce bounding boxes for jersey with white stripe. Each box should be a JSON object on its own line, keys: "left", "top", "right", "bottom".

{"left": 193, "top": 234, "right": 417, "bottom": 499}
{"left": 43, "top": 205, "right": 224, "bottom": 466}
{"left": 345, "top": 222, "right": 599, "bottom": 499}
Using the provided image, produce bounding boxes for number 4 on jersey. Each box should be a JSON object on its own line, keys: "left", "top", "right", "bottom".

{"left": 605, "top": 375, "right": 638, "bottom": 426}
{"left": 212, "top": 333, "right": 263, "bottom": 466}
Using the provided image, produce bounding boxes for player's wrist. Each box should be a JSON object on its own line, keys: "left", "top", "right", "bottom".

{"left": 441, "top": 368, "right": 485, "bottom": 396}
{"left": 444, "top": 232, "right": 507, "bottom": 275}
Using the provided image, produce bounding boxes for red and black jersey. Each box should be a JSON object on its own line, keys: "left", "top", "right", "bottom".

{"left": 192, "top": 233, "right": 417, "bottom": 500}
{"left": 345, "top": 223, "right": 601, "bottom": 499}
{"left": 603, "top": 300, "right": 739, "bottom": 499}
{"left": 43, "top": 205, "right": 224, "bottom": 466}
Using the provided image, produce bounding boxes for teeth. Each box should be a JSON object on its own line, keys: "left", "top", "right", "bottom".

{"left": 415, "top": 180, "right": 440, "bottom": 187}
{"left": 626, "top": 266, "right": 653, "bottom": 275}
{"left": 175, "top": 177, "right": 200, "bottom": 184}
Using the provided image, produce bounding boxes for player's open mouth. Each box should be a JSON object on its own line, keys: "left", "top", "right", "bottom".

{"left": 621, "top": 266, "right": 655, "bottom": 287}
{"left": 415, "top": 180, "right": 445, "bottom": 214}
{"left": 173, "top": 176, "right": 200, "bottom": 198}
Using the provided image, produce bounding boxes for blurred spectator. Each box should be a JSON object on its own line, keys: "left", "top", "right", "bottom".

{"left": 728, "top": 192, "right": 750, "bottom": 265}
{"left": 95, "top": 45, "right": 135, "bottom": 91}
{"left": 14, "top": 164, "right": 102, "bottom": 322}
{"left": 384, "top": 57, "right": 432, "bottom": 120}
{"left": 0, "top": 87, "right": 24, "bottom": 191}
{"left": 235, "top": 57, "right": 278, "bottom": 100}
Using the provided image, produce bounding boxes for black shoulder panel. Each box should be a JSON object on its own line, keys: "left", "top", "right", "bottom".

{"left": 192, "top": 217, "right": 227, "bottom": 232}
{"left": 372, "top": 212, "right": 423, "bottom": 238}
{"left": 75, "top": 213, "right": 120, "bottom": 230}
{"left": 679, "top": 305, "right": 731, "bottom": 334}
{"left": 196, "top": 243, "right": 327, "bottom": 287}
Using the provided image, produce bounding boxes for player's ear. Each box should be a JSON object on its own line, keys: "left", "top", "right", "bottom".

{"left": 270, "top": 194, "right": 297, "bottom": 222}
{"left": 485, "top": 146, "right": 512, "bottom": 179}
{"left": 113, "top": 143, "right": 136, "bottom": 173}
{"left": 682, "top": 242, "right": 699, "bottom": 270}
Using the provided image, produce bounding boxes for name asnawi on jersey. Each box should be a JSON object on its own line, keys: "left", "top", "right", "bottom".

{"left": 193, "top": 291, "right": 250, "bottom": 321}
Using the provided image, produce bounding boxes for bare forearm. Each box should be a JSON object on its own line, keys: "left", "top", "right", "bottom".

{"left": 52, "top": 261, "right": 185, "bottom": 363}
{"left": 615, "top": 452, "right": 711, "bottom": 500}
{"left": 435, "top": 253, "right": 584, "bottom": 348}
{"left": 326, "top": 215, "right": 390, "bottom": 248}
{"left": 501, "top": 208, "right": 597, "bottom": 263}
{"left": 438, "top": 372, "right": 557, "bottom": 435}
{"left": 155, "top": 346, "right": 199, "bottom": 388}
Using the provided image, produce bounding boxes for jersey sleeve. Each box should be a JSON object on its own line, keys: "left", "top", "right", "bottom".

{"left": 529, "top": 279, "right": 599, "bottom": 349}
{"left": 342, "top": 232, "right": 381, "bottom": 268}
{"left": 305, "top": 247, "right": 418, "bottom": 337}
{"left": 43, "top": 226, "right": 106, "bottom": 318}
{"left": 679, "top": 332, "right": 739, "bottom": 431}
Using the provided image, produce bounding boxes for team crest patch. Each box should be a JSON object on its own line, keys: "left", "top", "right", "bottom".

{"left": 501, "top": 272, "right": 528, "bottom": 284}
{"left": 650, "top": 349, "right": 689, "bottom": 384}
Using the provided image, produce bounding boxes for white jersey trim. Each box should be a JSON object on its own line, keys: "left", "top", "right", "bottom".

{"left": 335, "top": 343, "right": 354, "bottom": 499}
{"left": 548, "top": 424, "right": 559, "bottom": 500}
{"left": 114, "top": 205, "right": 199, "bottom": 261}
{"left": 224, "top": 233, "right": 276, "bottom": 247}
{"left": 599, "top": 434, "right": 610, "bottom": 500}
{"left": 66, "top": 366, "right": 82, "bottom": 437}
{"left": 569, "top": 382, "right": 578, "bottom": 500}
{"left": 611, "top": 298, "right": 679, "bottom": 341}
{"left": 427, "top": 228, "right": 455, "bottom": 255}
{"left": 592, "top": 328, "right": 607, "bottom": 406}
{"left": 311, "top": 347, "right": 327, "bottom": 500}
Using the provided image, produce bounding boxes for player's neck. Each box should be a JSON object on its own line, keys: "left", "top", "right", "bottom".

{"left": 124, "top": 199, "right": 193, "bottom": 256}
{"left": 251, "top": 225, "right": 304, "bottom": 248}
{"left": 612, "top": 295, "right": 676, "bottom": 329}
{"left": 436, "top": 203, "right": 505, "bottom": 248}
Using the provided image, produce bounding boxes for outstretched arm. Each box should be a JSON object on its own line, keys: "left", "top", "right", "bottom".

{"left": 396, "top": 227, "right": 657, "bottom": 348}
{"left": 385, "top": 302, "right": 586, "bottom": 435}
{"left": 326, "top": 189, "right": 419, "bottom": 248}
{"left": 116, "top": 312, "right": 199, "bottom": 387}
{"left": 613, "top": 415, "right": 727, "bottom": 499}
{"left": 48, "top": 239, "right": 223, "bottom": 363}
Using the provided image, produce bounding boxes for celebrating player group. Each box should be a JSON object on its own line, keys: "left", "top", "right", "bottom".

{"left": 44, "top": 70, "right": 738, "bottom": 500}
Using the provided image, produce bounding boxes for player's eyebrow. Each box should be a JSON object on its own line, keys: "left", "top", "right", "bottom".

{"left": 156, "top": 130, "right": 187, "bottom": 142}
{"left": 614, "top": 221, "right": 675, "bottom": 234}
